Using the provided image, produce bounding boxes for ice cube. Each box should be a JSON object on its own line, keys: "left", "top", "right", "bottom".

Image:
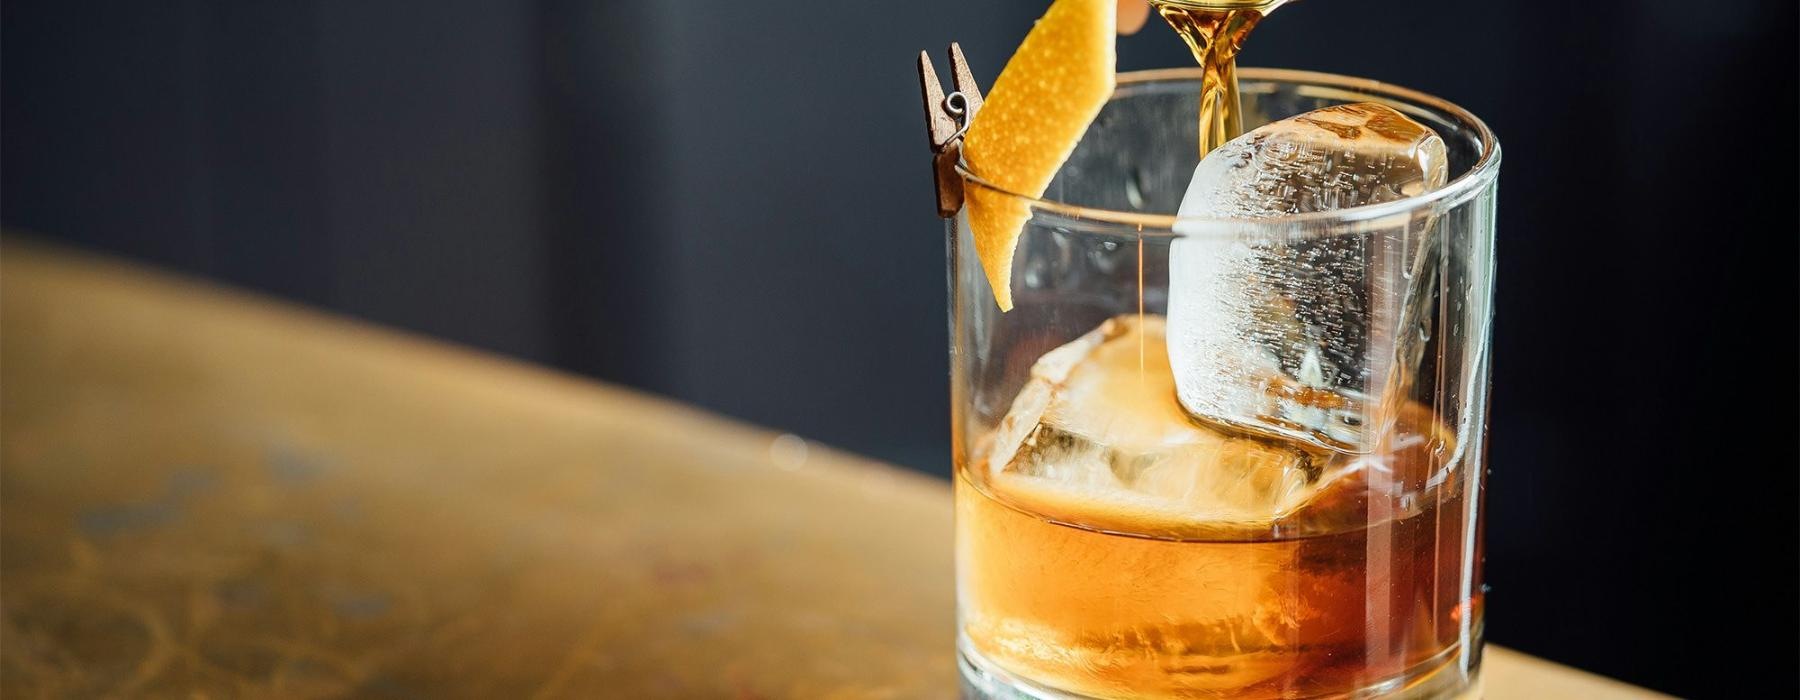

{"left": 983, "top": 316, "right": 1348, "bottom": 536}
{"left": 1167, "top": 103, "right": 1447, "bottom": 452}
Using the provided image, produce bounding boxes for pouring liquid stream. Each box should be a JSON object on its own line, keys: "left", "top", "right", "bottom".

{"left": 1149, "top": 0, "right": 1285, "bottom": 155}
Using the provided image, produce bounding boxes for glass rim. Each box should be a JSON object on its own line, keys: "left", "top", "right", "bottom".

{"left": 955, "top": 67, "right": 1502, "bottom": 233}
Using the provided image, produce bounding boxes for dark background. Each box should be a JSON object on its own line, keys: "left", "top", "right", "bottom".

{"left": 4, "top": 1, "right": 1795, "bottom": 695}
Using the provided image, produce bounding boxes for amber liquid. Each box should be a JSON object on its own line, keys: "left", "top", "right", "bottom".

{"left": 1151, "top": 0, "right": 1281, "bottom": 155}
{"left": 957, "top": 321, "right": 1482, "bottom": 699}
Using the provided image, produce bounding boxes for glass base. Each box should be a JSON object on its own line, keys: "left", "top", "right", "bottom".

{"left": 958, "top": 636, "right": 1482, "bottom": 700}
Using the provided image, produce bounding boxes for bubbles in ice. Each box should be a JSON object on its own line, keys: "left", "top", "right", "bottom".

{"left": 1166, "top": 103, "right": 1448, "bottom": 452}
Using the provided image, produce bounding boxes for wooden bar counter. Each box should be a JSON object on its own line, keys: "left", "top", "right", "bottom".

{"left": 0, "top": 241, "right": 1667, "bottom": 698}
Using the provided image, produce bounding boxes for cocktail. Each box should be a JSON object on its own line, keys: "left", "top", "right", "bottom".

{"left": 921, "top": 2, "right": 1498, "bottom": 698}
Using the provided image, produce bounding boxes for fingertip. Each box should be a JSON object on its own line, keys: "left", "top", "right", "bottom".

{"left": 1117, "top": 0, "right": 1150, "bottom": 35}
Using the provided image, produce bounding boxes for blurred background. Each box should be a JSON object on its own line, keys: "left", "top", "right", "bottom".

{"left": 3, "top": 1, "right": 1794, "bottom": 695}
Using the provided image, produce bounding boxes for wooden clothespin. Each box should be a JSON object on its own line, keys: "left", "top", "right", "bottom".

{"left": 918, "top": 43, "right": 985, "bottom": 218}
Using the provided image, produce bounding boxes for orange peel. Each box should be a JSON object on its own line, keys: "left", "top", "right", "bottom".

{"left": 962, "top": 0, "right": 1116, "bottom": 311}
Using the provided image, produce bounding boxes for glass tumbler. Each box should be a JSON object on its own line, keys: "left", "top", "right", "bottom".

{"left": 951, "top": 68, "right": 1500, "bottom": 700}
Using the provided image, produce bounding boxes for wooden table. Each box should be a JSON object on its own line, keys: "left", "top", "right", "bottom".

{"left": 0, "top": 241, "right": 1668, "bottom": 698}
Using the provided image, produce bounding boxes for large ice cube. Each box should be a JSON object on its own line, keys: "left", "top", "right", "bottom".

{"left": 1167, "top": 103, "right": 1447, "bottom": 452}
{"left": 983, "top": 316, "right": 1352, "bottom": 536}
